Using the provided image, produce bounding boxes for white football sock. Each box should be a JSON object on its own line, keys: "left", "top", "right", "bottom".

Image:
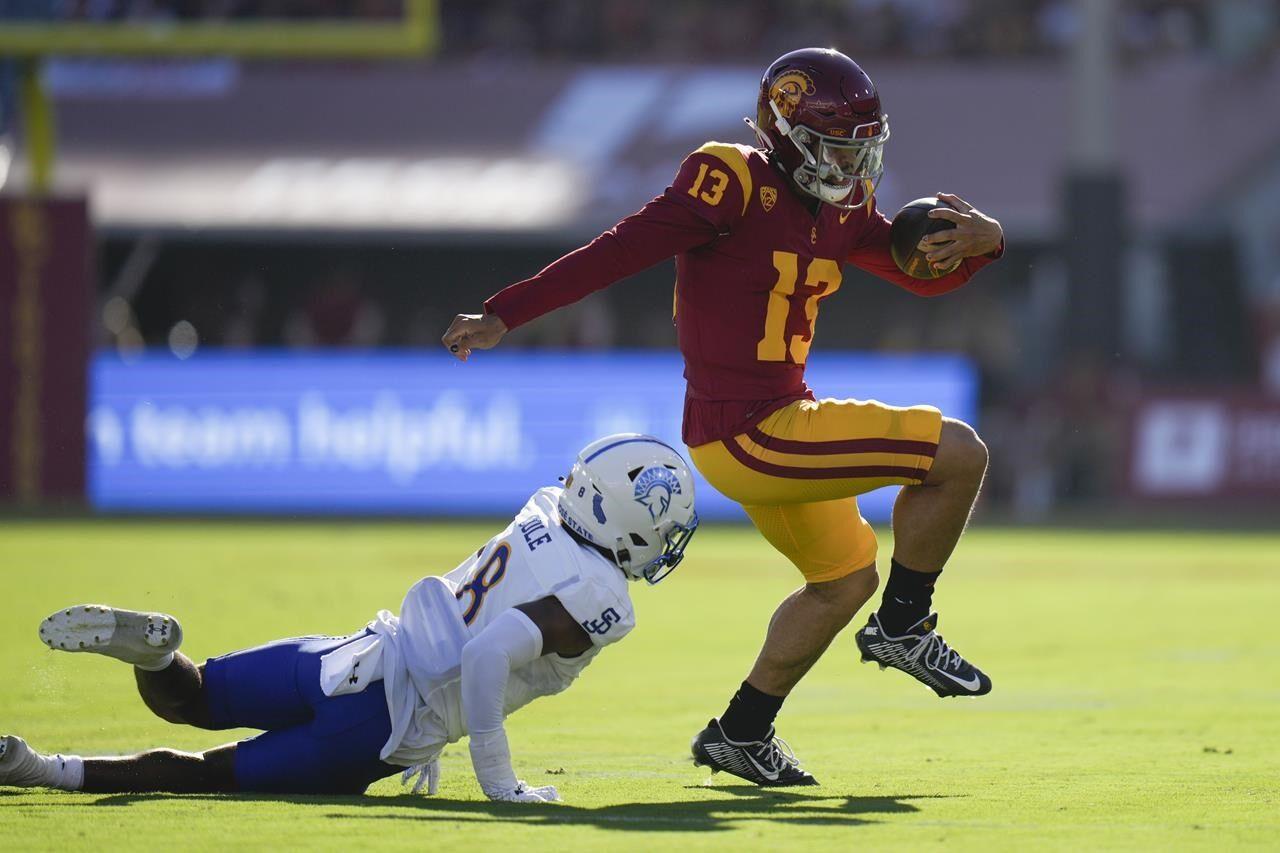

{"left": 51, "top": 754, "right": 85, "bottom": 791}
{"left": 134, "top": 652, "right": 175, "bottom": 672}
{"left": 2, "top": 744, "right": 84, "bottom": 790}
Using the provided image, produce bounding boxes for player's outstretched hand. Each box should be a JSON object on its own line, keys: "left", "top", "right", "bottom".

{"left": 401, "top": 758, "right": 440, "bottom": 795}
{"left": 916, "top": 192, "right": 1003, "bottom": 272}
{"left": 442, "top": 313, "right": 508, "bottom": 362}
{"left": 490, "top": 781, "right": 561, "bottom": 803}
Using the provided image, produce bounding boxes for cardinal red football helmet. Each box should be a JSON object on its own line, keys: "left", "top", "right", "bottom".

{"left": 748, "top": 48, "right": 889, "bottom": 210}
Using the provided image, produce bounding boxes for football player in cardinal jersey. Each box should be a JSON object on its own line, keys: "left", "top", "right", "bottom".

{"left": 0, "top": 436, "right": 698, "bottom": 803}
{"left": 443, "top": 48, "right": 1003, "bottom": 786}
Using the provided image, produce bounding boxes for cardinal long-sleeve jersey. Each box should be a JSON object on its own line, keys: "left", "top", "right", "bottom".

{"left": 484, "top": 142, "right": 1002, "bottom": 446}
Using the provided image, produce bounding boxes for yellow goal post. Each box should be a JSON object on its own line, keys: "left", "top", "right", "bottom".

{"left": 0, "top": 0, "right": 437, "bottom": 191}
{"left": 0, "top": 0, "right": 436, "bottom": 59}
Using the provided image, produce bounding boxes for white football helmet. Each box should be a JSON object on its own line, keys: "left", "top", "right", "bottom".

{"left": 557, "top": 434, "right": 699, "bottom": 584}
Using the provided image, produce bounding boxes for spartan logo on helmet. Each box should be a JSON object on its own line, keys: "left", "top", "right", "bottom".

{"left": 633, "top": 466, "right": 682, "bottom": 523}
{"left": 769, "top": 70, "right": 815, "bottom": 119}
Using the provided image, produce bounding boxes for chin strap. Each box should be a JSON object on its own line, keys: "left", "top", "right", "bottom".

{"left": 745, "top": 97, "right": 803, "bottom": 156}
{"left": 768, "top": 98, "right": 794, "bottom": 135}
{"left": 743, "top": 116, "right": 772, "bottom": 152}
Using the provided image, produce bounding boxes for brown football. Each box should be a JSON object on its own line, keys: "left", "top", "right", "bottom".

{"left": 889, "top": 197, "right": 960, "bottom": 279}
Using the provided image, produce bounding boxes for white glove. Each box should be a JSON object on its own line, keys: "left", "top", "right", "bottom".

{"left": 489, "top": 781, "right": 561, "bottom": 803}
{"left": 400, "top": 758, "right": 440, "bottom": 796}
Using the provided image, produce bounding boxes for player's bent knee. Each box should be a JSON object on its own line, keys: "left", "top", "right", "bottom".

{"left": 933, "top": 419, "right": 989, "bottom": 484}
{"left": 805, "top": 563, "right": 878, "bottom": 610}
{"left": 144, "top": 693, "right": 215, "bottom": 729}
{"left": 174, "top": 698, "right": 217, "bottom": 730}
{"left": 148, "top": 705, "right": 186, "bottom": 726}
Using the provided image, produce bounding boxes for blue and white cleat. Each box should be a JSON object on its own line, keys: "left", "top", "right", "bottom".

{"left": 39, "top": 605, "right": 182, "bottom": 669}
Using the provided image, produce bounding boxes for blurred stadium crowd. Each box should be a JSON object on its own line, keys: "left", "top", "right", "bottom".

{"left": 440, "top": 0, "right": 1278, "bottom": 62}
{"left": 11, "top": 0, "right": 1277, "bottom": 62}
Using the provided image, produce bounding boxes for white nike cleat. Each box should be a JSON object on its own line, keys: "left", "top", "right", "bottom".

{"left": 39, "top": 605, "right": 182, "bottom": 669}
{"left": 0, "top": 735, "right": 55, "bottom": 788}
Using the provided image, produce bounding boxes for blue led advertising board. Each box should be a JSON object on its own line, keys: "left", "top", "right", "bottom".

{"left": 88, "top": 351, "right": 976, "bottom": 521}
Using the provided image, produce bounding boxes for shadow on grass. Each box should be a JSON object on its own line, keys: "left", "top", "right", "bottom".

{"left": 30, "top": 787, "right": 957, "bottom": 833}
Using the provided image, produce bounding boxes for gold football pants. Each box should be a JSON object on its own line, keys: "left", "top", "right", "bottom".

{"left": 690, "top": 398, "right": 943, "bottom": 583}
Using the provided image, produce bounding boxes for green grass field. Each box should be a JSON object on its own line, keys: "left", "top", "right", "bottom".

{"left": 2, "top": 521, "right": 1278, "bottom": 850}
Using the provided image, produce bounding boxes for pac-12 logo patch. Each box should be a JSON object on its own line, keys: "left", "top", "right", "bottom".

{"left": 760, "top": 186, "right": 777, "bottom": 212}
{"left": 633, "top": 466, "right": 682, "bottom": 523}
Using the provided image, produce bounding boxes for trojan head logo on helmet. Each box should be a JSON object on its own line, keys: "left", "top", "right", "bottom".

{"left": 747, "top": 47, "right": 890, "bottom": 211}
{"left": 557, "top": 434, "right": 699, "bottom": 584}
{"left": 769, "top": 70, "right": 816, "bottom": 119}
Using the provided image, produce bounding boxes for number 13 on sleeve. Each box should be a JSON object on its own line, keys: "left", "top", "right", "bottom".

{"left": 687, "top": 163, "right": 729, "bottom": 206}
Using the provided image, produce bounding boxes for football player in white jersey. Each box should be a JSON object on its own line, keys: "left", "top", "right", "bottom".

{"left": 0, "top": 434, "right": 698, "bottom": 804}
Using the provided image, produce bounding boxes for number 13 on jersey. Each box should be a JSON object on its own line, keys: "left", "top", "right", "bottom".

{"left": 757, "top": 251, "right": 842, "bottom": 364}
